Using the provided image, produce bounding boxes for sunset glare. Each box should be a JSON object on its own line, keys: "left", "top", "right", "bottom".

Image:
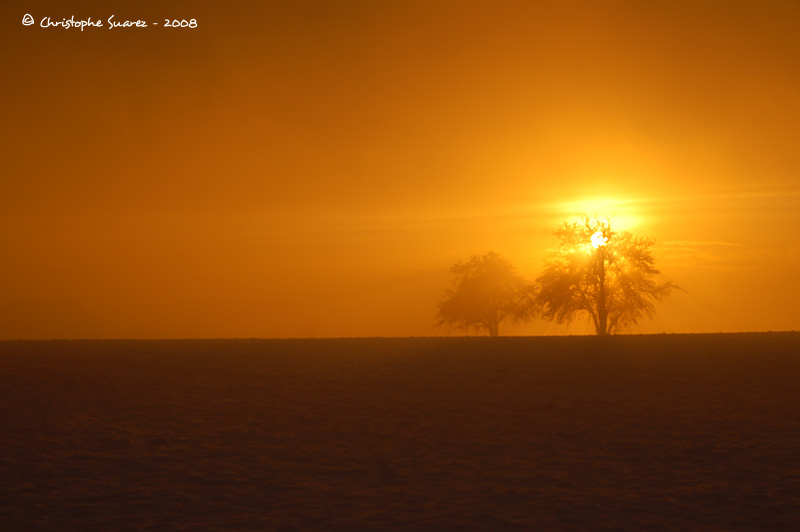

{"left": 591, "top": 232, "right": 608, "bottom": 249}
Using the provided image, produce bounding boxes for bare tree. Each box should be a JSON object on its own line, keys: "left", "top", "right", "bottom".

{"left": 536, "top": 217, "right": 678, "bottom": 335}
{"left": 437, "top": 252, "right": 536, "bottom": 337}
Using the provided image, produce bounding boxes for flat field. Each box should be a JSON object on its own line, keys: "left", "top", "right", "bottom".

{"left": 1, "top": 333, "right": 799, "bottom": 531}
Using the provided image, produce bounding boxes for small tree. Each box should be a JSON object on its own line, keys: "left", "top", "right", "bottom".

{"left": 437, "top": 252, "right": 536, "bottom": 337}
{"left": 536, "top": 217, "right": 678, "bottom": 335}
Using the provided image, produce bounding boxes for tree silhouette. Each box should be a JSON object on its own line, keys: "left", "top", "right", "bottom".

{"left": 536, "top": 217, "right": 678, "bottom": 335}
{"left": 437, "top": 252, "right": 536, "bottom": 337}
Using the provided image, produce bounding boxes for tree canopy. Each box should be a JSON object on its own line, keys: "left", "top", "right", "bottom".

{"left": 437, "top": 252, "right": 536, "bottom": 337}
{"left": 536, "top": 217, "right": 678, "bottom": 335}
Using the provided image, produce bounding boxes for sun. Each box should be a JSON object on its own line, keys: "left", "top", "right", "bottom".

{"left": 590, "top": 231, "right": 608, "bottom": 248}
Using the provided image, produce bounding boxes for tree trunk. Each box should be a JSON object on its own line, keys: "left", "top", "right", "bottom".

{"left": 488, "top": 320, "right": 499, "bottom": 337}
{"left": 596, "top": 248, "right": 608, "bottom": 335}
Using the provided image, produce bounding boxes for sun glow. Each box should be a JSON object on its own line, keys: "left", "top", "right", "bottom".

{"left": 591, "top": 231, "right": 608, "bottom": 248}
{"left": 551, "top": 196, "right": 642, "bottom": 231}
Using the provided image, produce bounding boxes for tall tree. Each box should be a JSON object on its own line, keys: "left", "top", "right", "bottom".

{"left": 536, "top": 217, "right": 678, "bottom": 335}
{"left": 437, "top": 252, "right": 535, "bottom": 337}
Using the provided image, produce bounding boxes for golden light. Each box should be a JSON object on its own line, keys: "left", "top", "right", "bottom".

{"left": 549, "top": 196, "right": 643, "bottom": 231}
{"left": 591, "top": 231, "right": 608, "bottom": 248}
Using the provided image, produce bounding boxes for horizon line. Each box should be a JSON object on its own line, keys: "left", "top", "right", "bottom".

{"left": 1, "top": 331, "right": 798, "bottom": 342}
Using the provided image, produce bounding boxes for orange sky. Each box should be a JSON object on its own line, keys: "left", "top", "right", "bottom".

{"left": 2, "top": 0, "right": 800, "bottom": 338}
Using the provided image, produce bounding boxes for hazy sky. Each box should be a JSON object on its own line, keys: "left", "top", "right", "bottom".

{"left": 3, "top": 0, "right": 800, "bottom": 338}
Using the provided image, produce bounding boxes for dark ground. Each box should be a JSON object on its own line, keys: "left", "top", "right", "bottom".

{"left": 1, "top": 333, "right": 799, "bottom": 531}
